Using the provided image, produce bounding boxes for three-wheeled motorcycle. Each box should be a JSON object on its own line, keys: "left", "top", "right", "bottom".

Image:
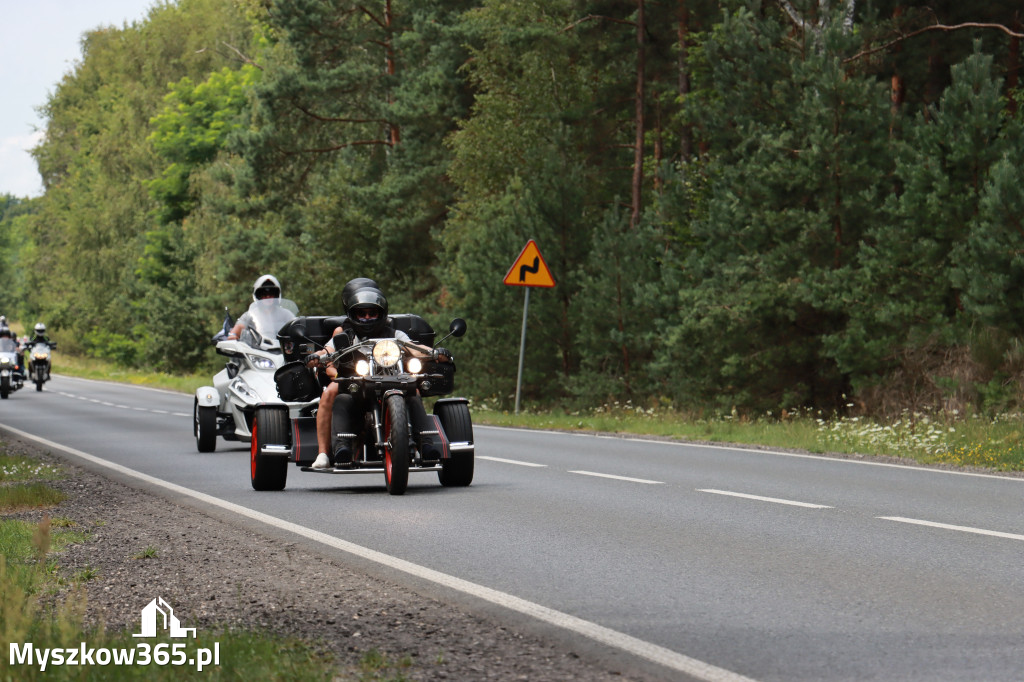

{"left": 249, "top": 314, "right": 473, "bottom": 495}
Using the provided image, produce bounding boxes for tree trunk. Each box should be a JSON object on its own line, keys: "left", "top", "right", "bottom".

{"left": 630, "top": 0, "right": 646, "bottom": 230}
{"left": 1009, "top": 17, "right": 1020, "bottom": 116}
{"left": 677, "top": 1, "right": 692, "bottom": 163}
{"left": 386, "top": 0, "right": 400, "bottom": 146}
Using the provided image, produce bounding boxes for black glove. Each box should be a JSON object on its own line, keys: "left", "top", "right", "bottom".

{"left": 433, "top": 347, "right": 453, "bottom": 362}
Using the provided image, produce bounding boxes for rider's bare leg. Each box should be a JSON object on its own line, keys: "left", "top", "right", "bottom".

{"left": 316, "top": 382, "right": 339, "bottom": 457}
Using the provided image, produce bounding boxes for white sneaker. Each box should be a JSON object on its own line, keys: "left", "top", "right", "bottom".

{"left": 312, "top": 453, "right": 331, "bottom": 469}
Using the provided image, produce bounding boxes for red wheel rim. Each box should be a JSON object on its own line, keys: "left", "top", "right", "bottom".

{"left": 383, "top": 405, "right": 393, "bottom": 484}
{"left": 250, "top": 421, "right": 258, "bottom": 478}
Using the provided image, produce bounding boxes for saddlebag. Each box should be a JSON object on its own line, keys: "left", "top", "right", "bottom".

{"left": 418, "top": 359, "right": 455, "bottom": 397}
{"left": 274, "top": 361, "right": 320, "bottom": 402}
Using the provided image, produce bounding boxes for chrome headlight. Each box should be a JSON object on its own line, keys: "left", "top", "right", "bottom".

{"left": 0, "top": 358, "right": 10, "bottom": 366}
{"left": 355, "top": 359, "right": 370, "bottom": 376}
{"left": 372, "top": 339, "right": 401, "bottom": 368}
{"left": 406, "top": 357, "right": 422, "bottom": 374}
{"left": 246, "top": 354, "right": 276, "bottom": 370}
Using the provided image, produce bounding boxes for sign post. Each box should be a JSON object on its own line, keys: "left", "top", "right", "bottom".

{"left": 503, "top": 240, "right": 556, "bottom": 415}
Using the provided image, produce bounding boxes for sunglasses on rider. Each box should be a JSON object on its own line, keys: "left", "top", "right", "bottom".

{"left": 353, "top": 308, "right": 380, "bottom": 321}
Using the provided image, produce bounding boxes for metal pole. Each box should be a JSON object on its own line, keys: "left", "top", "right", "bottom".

{"left": 514, "top": 287, "right": 530, "bottom": 415}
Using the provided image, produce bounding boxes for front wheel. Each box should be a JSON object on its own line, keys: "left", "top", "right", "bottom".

{"left": 436, "top": 401, "right": 474, "bottom": 487}
{"left": 194, "top": 398, "right": 217, "bottom": 453}
{"left": 1, "top": 375, "right": 9, "bottom": 399}
{"left": 34, "top": 365, "right": 44, "bottom": 391}
{"left": 383, "top": 395, "right": 410, "bottom": 495}
{"left": 250, "top": 407, "right": 289, "bottom": 491}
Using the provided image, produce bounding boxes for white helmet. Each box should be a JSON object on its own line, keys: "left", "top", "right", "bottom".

{"left": 252, "top": 274, "right": 282, "bottom": 302}
{"left": 34, "top": 323, "right": 46, "bottom": 335}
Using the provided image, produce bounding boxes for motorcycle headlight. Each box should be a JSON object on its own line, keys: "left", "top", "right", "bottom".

{"left": 355, "top": 359, "right": 370, "bottom": 376}
{"left": 372, "top": 339, "right": 401, "bottom": 368}
{"left": 0, "top": 358, "right": 9, "bottom": 366}
{"left": 33, "top": 353, "right": 47, "bottom": 360}
{"left": 246, "top": 355, "right": 276, "bottom": 370}
{"left": 406, "top": 357, "right": 422, "bottom": 374}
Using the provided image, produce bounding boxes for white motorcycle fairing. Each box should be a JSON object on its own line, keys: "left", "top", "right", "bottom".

{"left": 195, "top": 298, "right": 307, "bottom": 445}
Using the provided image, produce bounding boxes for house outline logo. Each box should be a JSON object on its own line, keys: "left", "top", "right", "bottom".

{"left": 132, "top": 597, "right": 197, "bottom": 639}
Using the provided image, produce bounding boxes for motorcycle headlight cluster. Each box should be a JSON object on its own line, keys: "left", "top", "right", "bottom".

{"left": 246, "top": 354, "right": 276, "bottom": 370}
{"left": 355, "top": 359, "right": 371, "bottom": 376}
{"left": 0, "top": 358, "right": 9, "bottom": 366}
{"left": 372, "top": 339, "right": 401, "bottom": 368}
{"left": 33, "top": 352, "right": 48, "bottom": 360}
{"left": 406, "top": 357, "right": 422, "bottom": 374}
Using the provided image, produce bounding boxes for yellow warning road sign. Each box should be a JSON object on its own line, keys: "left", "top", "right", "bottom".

{"left": 503, "top": 240, "right": 555, "bottom": 287}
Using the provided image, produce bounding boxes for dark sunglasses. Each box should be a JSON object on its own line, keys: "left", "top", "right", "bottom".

{"left": 353, "top": 308, "right": 379, "bottom": 321}
{"left": 255, "top": 288, "right": 279, "bottom": 299}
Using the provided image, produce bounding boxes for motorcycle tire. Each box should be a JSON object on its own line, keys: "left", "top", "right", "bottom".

{"left": 436, "top": 401, "right": 474, "bottom": 487}
{"left": 383, "top": 395, "right": 410, "bottom": 495}
{"left": 194, "top": 398, "right": 217, "bottom": 453}
{"left": 250, "top": 407, "right": 289, "bottom": 491}
{"left": 35, "top": 366, "right": 45, "bottom": 391}
{"left": 1, "top": 376, "right": 9, "bottom": 399}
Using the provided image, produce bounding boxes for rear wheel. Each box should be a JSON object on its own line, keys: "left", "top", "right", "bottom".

{"left": 436, "top": 401, "right": 474, "bottom": 487}
{"left": 383, "top": 395, "right": 410, "bottom": 495}
{"left": 250, "top": 408, "right": 289, "bottom": 491}
{"left": 194, "top": 398, "right": 217, "bottom": 453}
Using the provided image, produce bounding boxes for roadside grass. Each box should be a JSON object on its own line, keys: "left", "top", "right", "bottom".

{"left": 52, "top": 353, "right": 208, "bottom": 395}
{"left": 473, "top": 402, "right": 1024, "bottom": 472}
{"left": 0, "top": 443, "right": 348, "bottom": 681}
{"left": 0, "top": 483, "right": 67, "bottom": 512}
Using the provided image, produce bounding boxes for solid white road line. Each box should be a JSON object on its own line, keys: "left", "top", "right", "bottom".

{"left": 0, "top": 423, "right": 757, "bottom": 682}
{"left": 698, "top": 489, "right": 832, "bottom": 509}
{"left": 570, "top": 470, "right": 663, "bottom": 485}
{"left": 878, "top": 516, "right": 1024, "bottom": 542}
{"left": 477, "top": 455, "right": 547, "bottom": 467}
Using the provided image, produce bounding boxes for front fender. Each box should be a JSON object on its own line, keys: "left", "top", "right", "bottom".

{"left": 195, "top": 386, "right": 219, "bottom": 408}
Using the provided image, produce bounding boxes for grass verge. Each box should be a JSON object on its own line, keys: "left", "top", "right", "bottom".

{"left": 473, "top": 402, "right": 1024, "bottom": 472}
{"left": 0, "top": 445, "right": 348, "bottom": 681}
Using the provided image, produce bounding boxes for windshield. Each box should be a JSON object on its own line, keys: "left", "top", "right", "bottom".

{"left": 246, "top": 298, "right": 299, "bottom": 340}
{"left": 0, "top": 338, "right": 17, "bottom": 352}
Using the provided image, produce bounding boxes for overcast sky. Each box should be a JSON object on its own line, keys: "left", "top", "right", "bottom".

{"left": 0, "top": 0, "right": 159, "bottom": 198}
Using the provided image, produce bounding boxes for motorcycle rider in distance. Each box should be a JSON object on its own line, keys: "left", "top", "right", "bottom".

{"left": 27, "top": 323, "right": 52, "bottom": 380}
{"left": 227, "top": 274, "right": 289, "bottom": 343}
{"left": 306, "top": 281, "right": 452, "bottom": 470}
{"left": 28, "top": 323, "right": 51, "bottom": 347}
{"left": 0, "top": 325, "right": 25, "bottom": 380}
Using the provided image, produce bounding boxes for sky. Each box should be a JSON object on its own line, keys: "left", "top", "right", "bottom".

{"left": 0, "top": 0, "right": 160, "bottom": 198}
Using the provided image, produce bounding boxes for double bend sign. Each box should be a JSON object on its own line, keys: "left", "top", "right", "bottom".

{"left": 503, "top": 240, "right": 555, "bottom": 288}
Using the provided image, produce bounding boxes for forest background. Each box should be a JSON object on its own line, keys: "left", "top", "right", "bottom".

{"left": 0, "top": 0, "right": 1023, "bottom": 418}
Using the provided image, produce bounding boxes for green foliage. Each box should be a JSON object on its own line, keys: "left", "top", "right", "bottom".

{"left": 663, "top": 7, "right": 890, "bottom": 411}
{"left": 147, "top": 65, "right": 260, "bottom": 225}
{"left": 7, "top": 0, "right": 1024, "bottom": 414}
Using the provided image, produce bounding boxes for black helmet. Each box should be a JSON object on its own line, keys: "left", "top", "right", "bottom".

{"left": 341, "top": 278, "right": 379, "bottom": 308}
{"left": 346, "top": 287, "right": 388, "bottom": 337}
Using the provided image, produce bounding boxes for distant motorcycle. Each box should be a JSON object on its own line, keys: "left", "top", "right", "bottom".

{"left": 27, "top": 340, "right": 56, "bottom": 392}
{"left": 0, "top": 337, "right": 25, "bottom": 398}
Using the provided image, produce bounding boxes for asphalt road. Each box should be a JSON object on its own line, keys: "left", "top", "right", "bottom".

{"left": 2, "top": 375, "right": 1023, "bottom": 681}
